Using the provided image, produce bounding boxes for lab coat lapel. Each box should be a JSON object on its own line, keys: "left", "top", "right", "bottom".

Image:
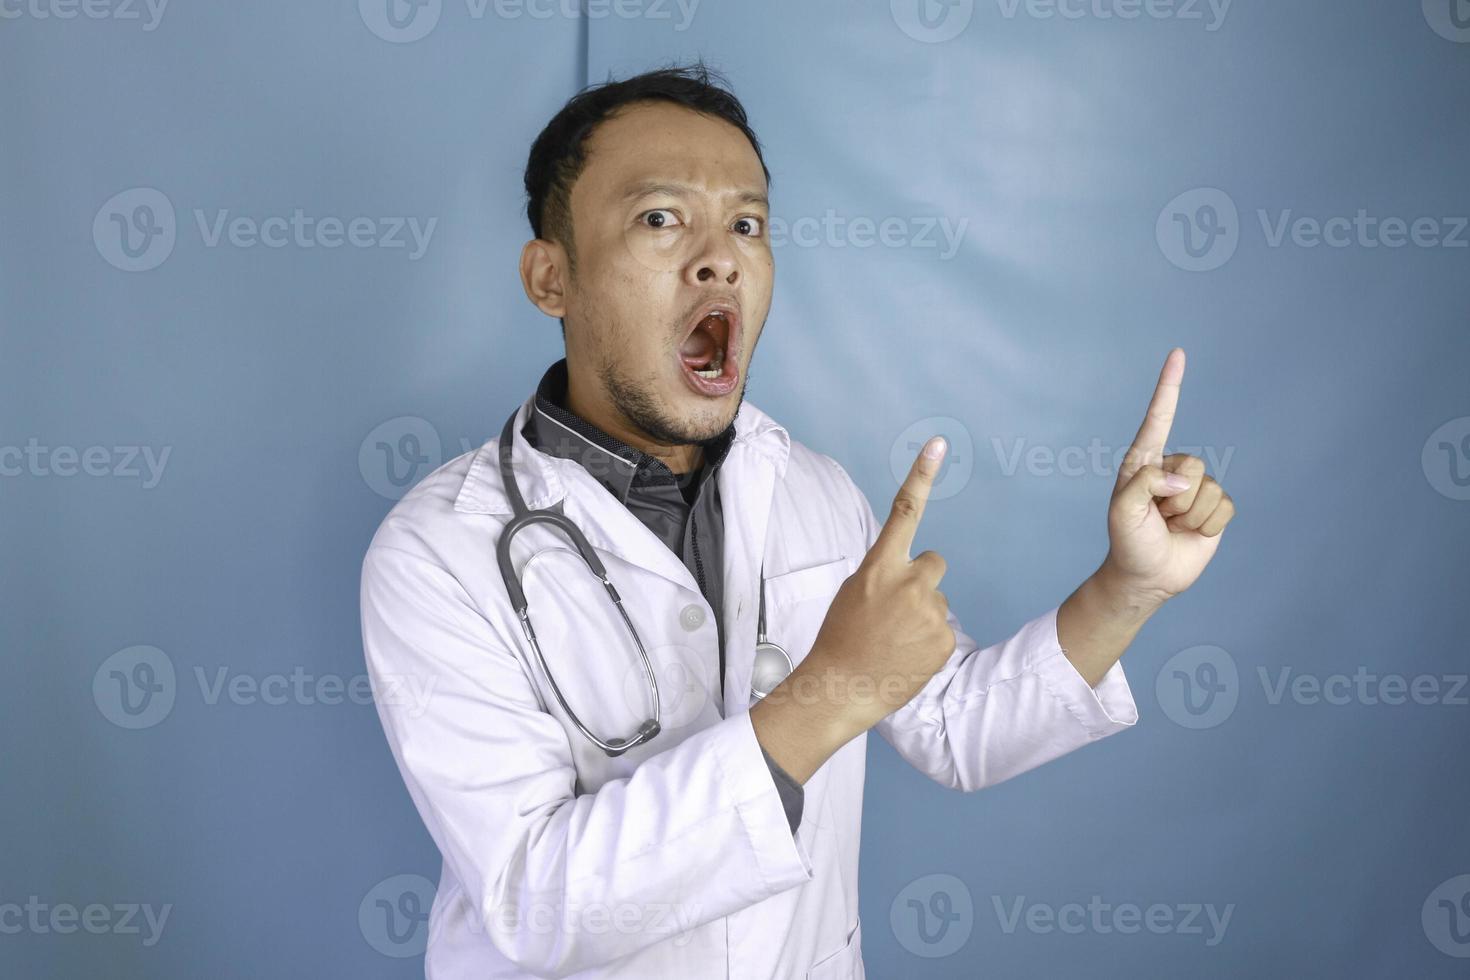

{"left": 560, "top": 479, "right": 701, "bottom": 594}
{"left": 455, "top": 392, "right": 793, "bottom": 702}
{"left": 455, "top": 394, "right": 699, "bottom": 594}
{"left": 560, "top": 398, "right": 793, "bottom": 624}
{"left": 715, "top": 437, "right": 776, "bottom": 719}
{"left": 714, "top": 402, "right": 790, "bottom": 718}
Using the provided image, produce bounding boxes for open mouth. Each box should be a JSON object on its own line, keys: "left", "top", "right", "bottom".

{"left": 678, "top": 307, "right": 740, "bottom": 396}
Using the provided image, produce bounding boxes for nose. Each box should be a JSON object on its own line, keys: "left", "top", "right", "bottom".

{"left": 685, "top": 225, "right": 740, "bottom": 287}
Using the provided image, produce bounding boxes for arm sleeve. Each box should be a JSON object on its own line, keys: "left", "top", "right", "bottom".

{"left": 759, "top": 744, "right": 805, "bottom": 833}
{"left": 842, "top": 470, "right": 1139, "bottom": 791}
{"left": 360, "top": 544, "right": 813, "bottom": 978}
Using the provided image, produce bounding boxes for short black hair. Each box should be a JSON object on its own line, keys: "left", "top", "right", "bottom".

{"left": 522, "top": 60, "right": 771, "bottom": 276}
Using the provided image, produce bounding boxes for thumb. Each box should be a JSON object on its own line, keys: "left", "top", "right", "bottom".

{"left": 1113, "top": 464, "right": 1192, "bottom": 525}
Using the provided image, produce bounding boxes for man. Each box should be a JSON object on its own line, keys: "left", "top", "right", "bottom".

{"left": 359, "top": 63, "right": 1235, "bottom": 979}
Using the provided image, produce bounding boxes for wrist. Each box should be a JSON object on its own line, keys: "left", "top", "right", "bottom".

{"left": 1091, "top": 557, "right": 1170, "bottom": 622}
{"left": 779, "top": 654, "right": 869, "bottom": 745}
{"left": 749, "top": 660, "right": 862, "bottom": 784}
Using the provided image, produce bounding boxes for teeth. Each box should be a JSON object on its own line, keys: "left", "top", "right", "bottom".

{"left": 692, "top": 348, "right": 725, "bottom": 379}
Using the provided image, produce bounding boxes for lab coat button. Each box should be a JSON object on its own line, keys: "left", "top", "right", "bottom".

{"left": 679, "top": 604, "right": 706, "bottom": 631}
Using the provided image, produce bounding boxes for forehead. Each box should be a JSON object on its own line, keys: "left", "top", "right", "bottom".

{"left": 573, "top": 101, "right": 768, "bottom": 207}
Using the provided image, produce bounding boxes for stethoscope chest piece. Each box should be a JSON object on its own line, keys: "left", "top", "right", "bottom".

{"left": 750, "top": 641, "right": 793, "bottom": 701}
{"left": 749, "top": 564, "right": 794, "bottom": 702}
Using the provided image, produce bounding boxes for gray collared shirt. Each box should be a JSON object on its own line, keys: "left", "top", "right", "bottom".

{"left": 519, "top": 359, "right": 803, "bottom": 833}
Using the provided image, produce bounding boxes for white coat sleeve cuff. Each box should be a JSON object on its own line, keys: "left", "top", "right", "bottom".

{"left": 1027, "top": 605, "right": 1140, "bottom": 737}
{"left": 715, "top": 711, "right": 815, "bottom": 886}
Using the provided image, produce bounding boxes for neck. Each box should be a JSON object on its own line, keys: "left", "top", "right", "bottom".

{"left": 565, "top": 364, "right": 705, "bottom": 475}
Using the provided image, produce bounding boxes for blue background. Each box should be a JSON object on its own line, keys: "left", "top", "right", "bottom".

{"left": 4, "top": 0, "right": 1468, "bottom": 976}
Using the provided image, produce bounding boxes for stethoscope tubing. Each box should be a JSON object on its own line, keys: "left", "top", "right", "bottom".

{"left": 494, "top": 406, "right": 790, "bottom": 756}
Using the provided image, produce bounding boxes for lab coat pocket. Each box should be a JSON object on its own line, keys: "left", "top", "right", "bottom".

{"left": 806, "top": 916, "right": 864, "bottom": 980}
{"left": 762, "top": 556, "right": 851, "bottom": 668}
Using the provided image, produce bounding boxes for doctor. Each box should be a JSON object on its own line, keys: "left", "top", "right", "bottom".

{"left": 359, "top": 64, "right": 1235, "bottom": 979}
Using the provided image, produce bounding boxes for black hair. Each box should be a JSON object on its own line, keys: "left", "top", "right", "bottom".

{"left": 522, "top": 59, "right": 771, "bottom": 280}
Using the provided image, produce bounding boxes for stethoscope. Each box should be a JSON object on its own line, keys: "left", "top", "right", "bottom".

{"left": 495, "top": 409, "right": 793, "bottom": 757}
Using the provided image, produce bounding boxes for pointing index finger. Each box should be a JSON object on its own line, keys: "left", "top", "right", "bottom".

{"left": 1117, "top": 347, "right": 1186, "bottom": 488}
{"left": 874, "top": 435, "right": 946, "bottom": 562}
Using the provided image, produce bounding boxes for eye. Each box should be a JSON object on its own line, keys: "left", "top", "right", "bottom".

{"left": 640, "top": 209, "right": 682, "bottom": 230}
{"left": 733, "top": 216, "right": 764, "bottom": 237}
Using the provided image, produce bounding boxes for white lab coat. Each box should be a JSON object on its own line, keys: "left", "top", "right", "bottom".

{"left": 359, "top": 392, "right": 1138, "bottom": 979}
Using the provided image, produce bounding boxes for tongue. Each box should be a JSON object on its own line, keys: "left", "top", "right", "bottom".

{"left": 679, "top": 324, "right": 717, "bottom": 368}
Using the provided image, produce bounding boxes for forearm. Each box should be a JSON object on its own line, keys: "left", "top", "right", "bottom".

{"left": 749, "top": 665, "right": 863, "bottom": 784}
{"left": 753, "top": 565, "right": 1159, "bottom": 779}
{"left": 1056, "top": 561, "right": 1165, "bottom": 687}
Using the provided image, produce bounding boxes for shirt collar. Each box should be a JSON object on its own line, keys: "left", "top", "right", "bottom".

{"left": 453, "top": 375, "right": 789, "bottom": 519}
{"left": 520, "top": 358, "right": 736, "bottom": 505}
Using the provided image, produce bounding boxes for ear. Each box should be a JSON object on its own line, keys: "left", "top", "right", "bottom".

{"left": 520, "top": 238, "right": 569, "bottom": 318}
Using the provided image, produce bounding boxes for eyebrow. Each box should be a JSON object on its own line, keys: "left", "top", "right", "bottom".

{"left": 618, "top": 180, "right": 768, "bottom": 209}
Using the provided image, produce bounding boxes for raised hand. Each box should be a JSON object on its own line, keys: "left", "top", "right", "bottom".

{"left": 819, "top": 434, "right": 958, "bottom": 705}
{"left": 1102, "top": 348, "right": 1236, "bottom": 606}
{"left": 753, "top": 436, "right": 958, "bottom": 770}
